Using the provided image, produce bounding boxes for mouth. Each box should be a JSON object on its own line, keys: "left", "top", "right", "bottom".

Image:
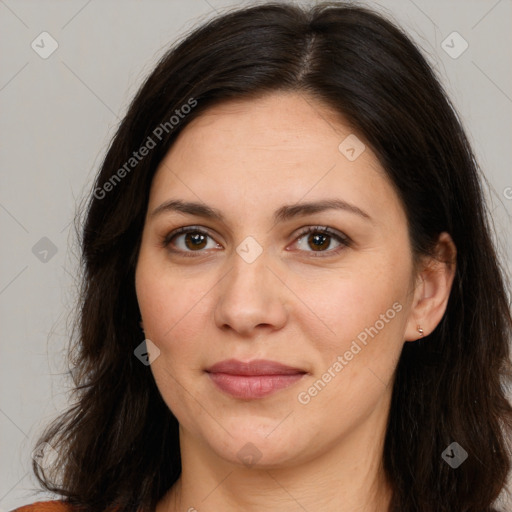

{"left": 205, "top": 359, "right": 307, "bottom": 400}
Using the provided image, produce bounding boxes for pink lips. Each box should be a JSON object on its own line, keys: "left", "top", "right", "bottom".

{"left": 206, "top": 359, "right": 307, "bottom": 400}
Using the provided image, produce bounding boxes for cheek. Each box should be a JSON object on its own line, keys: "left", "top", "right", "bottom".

{"left": 294, "top": 261, "right": 408, "bottom": 357}
{"left": 136, "top": 267, "right": 208, "bottom": 418}
{"left": 136, "top": 257, "right": 204, "bottom": 340}
{"left": 135, "top": 262, "right": 214, "bottom": 407}
{"left": 292, "top": 277, "right": 407, "bottom": 426}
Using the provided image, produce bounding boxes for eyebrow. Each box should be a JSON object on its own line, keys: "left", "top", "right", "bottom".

{"left": 150, "top": 198, "right": 372, "bottom": 223}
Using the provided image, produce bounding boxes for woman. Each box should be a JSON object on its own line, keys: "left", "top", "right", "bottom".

{"left": 14, "top": 2, "right": 512, "bottom": 511}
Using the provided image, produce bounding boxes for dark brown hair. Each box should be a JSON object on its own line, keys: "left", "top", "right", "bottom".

{"left": 32, "top": 2, "right": 512, "bottom": 511}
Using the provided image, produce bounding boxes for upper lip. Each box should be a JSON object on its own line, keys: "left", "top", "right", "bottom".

{"left": 206, "top": 359, "right": 306, "bottom": 376}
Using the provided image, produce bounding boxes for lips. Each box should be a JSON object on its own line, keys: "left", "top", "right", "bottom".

{"left": 206, "top": 359, "right": 307, "bottom": 399}
{"left": 207, "top": 359, "right": 306, "bottom": 376}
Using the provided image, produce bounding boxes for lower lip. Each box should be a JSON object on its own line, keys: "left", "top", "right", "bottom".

{"left": 207, "top": 372, "right": 305, "bottom": 399}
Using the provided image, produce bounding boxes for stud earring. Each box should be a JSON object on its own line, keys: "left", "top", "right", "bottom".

{"left": 417, "top": 325, "right": 424, "bottom": 337}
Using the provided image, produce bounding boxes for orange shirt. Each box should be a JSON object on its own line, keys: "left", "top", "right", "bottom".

{"left": 11, "top": 501, "right": 73, "bottom": 512}
{"left": 11, "top": 500, "right": 123, "bottom": 512}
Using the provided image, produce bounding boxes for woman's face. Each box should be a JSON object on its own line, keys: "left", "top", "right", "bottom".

{"left": 135, "top": 91, "right": 419, "bottom": 468}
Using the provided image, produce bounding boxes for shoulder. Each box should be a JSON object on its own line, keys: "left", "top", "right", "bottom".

{"left": 10, "top": 500, "right": 75, "bottom": 512}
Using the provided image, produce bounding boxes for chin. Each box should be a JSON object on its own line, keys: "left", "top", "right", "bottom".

{"left": 202, "top": 423, "right": 309, "bottom": 469}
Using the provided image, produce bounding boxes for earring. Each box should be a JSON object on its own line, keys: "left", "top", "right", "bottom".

{"left": 417, "top": 325, "right": 424, "bottom": 337}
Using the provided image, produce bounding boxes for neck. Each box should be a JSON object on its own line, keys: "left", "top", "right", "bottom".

{"left": 157, "top": 398, "right": 393, "bottom": 512}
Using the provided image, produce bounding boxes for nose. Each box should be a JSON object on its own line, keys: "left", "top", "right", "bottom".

{"left": 213, "top": 248, "right": 289, "bottom": 338}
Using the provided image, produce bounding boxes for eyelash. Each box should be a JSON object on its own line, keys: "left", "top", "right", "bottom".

{"left": 161, "top": 225, "right": 352, "bottom": 258}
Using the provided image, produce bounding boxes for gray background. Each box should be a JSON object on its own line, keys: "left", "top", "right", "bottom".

{"left": 1, "top": 0, "right": 511, "bottom": 510}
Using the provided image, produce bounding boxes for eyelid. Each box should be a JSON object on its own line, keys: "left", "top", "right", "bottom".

{"left": 294, "top": 225, "right": 351, "bottom": 244}
{"left": 161, "top": 225, "right": 221, "bottom": 257}
{"left": 161, "top": 224, "right": 351, "bottom": 257}
{"left": 291, "top": 225, "right": 351, "bottom": 257}
{"left": 162, "top": 225, "right": 217, "bottom": 247}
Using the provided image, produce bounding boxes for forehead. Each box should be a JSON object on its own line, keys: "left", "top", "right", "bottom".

{"left": 148, "top": 92, "right": 405, "bottom": 228}
{"left": 165, "top": 92, "right": 358, "bottom": 167}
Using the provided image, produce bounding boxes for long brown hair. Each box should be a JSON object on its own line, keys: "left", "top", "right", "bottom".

{"left": 32, "top": 2, "right": 512, "bottom": 511}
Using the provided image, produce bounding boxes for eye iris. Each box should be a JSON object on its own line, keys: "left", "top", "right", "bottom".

{"left": 177, "top": 229, "right": 337, "bottom": 253}
{"left": 308, "top": 232, "right": 330, "bottom": 251}
{"left": 185, "top": 232, "right": 207, "bottom": 250}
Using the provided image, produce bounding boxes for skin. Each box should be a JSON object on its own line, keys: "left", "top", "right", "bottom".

{"left": 135, "top": 91, "right": 456, "bottom": 512}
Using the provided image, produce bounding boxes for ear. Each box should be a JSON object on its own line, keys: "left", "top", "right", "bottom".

{"left": 404, "top": 232, "right": 457, "bottom": 341}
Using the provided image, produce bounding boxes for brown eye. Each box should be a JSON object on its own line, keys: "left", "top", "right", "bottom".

{"left": 163, "top": 227, "right": 221, "bottom": 256}
{"left": 183, "top": 231, "right": 208, "bottom": 250}
{"left": 306, "top": 232, "right": 330, "bottom": 251}
{"left": 293, "top": 226, "right": 351, "bottom": 257}
{"left": 162, "top": 225, "right": 350, "bottom": 258}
